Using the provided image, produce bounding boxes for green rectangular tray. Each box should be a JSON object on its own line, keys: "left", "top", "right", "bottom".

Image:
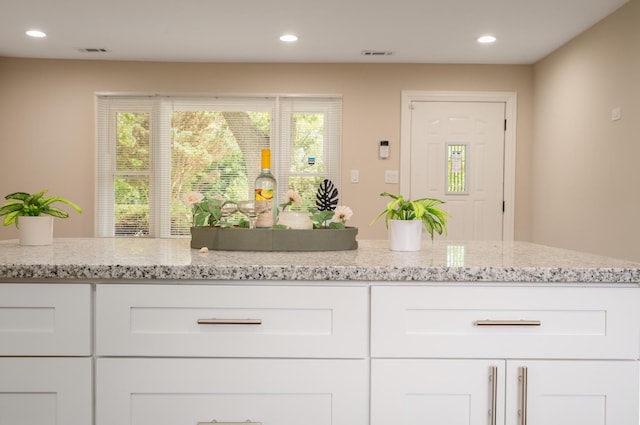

{"left": 190, "top": 227, "right": 358, "bottom": 251}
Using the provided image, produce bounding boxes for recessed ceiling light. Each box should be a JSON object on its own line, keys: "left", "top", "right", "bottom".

{"left": 26, "top": 30, "right": 47, "bottom": 38}
{"left": 280, "top": 34, "right": 298, "bottom": 42}
{"left": 477, "top": 35, "right": 497, "bottom": 44}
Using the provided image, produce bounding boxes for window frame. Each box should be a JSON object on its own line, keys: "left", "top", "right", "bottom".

{"left": 278, "top": 98, "right": 342, "bottom": 211}
{"left": 96, "top": 94, "right": 342, "bottom": 237}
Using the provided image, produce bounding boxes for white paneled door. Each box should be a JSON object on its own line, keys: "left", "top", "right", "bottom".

{"left": 505, "top": 360, "right": 639, "bottom": 425}
{"left": 408, "top": 101, "right": 506, "bottom": 240}
{"left": 371, "top": 359, "right": 638, "bottom": 425}
{"left": 371, "top": 359, "right": 505, "bottom": 425}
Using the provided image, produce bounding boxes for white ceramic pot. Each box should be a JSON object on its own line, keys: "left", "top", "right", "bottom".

{"left": 277, "top": 211, "right": 314, "bottom": 229}
{"left": 388, "top": 219, "right": 423, "bottom": 251}
{"left": 18, "top": 216, "right": 54, "bottom": 246}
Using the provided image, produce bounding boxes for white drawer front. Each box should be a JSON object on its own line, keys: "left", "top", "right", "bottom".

{"left": 371, "top": 285, "right": 640, "bottom": 359}
{"left": 0, "top": 357, "right": 92, "bottom": 425}
{"left": 96, "top": 284, "right": 368, "bottom": 358}
{"left": 0, "top": 284, "right": 91, "bottom": 356}
{"left": 96, "top": 358, "right": 368, "bottom": 425}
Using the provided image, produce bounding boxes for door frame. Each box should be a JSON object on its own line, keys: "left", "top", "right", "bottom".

{"left": 400, "top": 91, "right": 517, "bottom": 241}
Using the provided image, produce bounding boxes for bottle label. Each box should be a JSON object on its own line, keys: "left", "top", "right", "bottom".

{"left": 255, "top": 189, "right": 274, "bottom": 227}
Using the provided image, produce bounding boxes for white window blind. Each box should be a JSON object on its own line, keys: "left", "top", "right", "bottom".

{"left": 96, "top": 94, "right": 341, "bottom": 237}
{"left": 96, "top": 97, "right": 155, "bottom": 237}
{"left": 279, "top": 97, "right": 342, "bottom": 211}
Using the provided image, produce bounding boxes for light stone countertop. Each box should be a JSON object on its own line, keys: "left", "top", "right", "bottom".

{"left": 0, "top": 238, "right": 639, "bottom": 284}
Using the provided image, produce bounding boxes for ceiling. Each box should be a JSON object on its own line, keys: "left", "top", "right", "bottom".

{"left": 0, "top": 0, "right": 629, "bottom": 64}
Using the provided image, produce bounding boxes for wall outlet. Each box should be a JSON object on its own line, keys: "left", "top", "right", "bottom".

{"left": 385, "top": 170, "right": 399, "bottom": 184}
{"left": 612, "top": 107, "right": 621, "bottom": 121}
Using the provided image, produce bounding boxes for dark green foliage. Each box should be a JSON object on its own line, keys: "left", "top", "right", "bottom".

{"left": 315, "top": 179, "right": 339, "bottom": 211}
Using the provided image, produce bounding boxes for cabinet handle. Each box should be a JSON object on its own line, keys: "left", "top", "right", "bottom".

{"left": 489, "top": 366, "right": 498, "bottom": 425}
{"left": 519, "top": 366, "right": 528, "bottom": 425}
{"left": 197, "top": 421, "right": 261, "bottom": 425}
{"left": 475, "top": 320, "right": 541, "bottom": 327}
{"left": 197, "top": 318, "right": 262, "bottom": 325}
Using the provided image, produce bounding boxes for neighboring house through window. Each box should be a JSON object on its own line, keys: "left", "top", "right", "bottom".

{"left": 96, "top": 95, "right": 342, "bottom": 237}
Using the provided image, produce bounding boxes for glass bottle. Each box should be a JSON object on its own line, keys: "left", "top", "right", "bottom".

{"left": 254, "top": 148, "right": 276, "bottom": 227}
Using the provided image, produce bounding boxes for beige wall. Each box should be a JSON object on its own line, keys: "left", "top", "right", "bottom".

{"left": 532, "top": 0, "right": 640, "bottom": 261}
{"left": 0, "top": 60, "right": 533, "bottom": 241}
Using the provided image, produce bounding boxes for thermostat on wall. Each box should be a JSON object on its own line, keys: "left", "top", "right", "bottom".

{"left": 379, "top": 140, "right": 389, "bottom": 159}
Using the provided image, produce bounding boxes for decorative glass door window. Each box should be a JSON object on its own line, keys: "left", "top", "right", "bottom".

{"left": 446, "top": 143, "right": 468, "bottom": 194}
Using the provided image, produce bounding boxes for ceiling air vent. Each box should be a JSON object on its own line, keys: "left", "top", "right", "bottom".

{"left": 76, "top": 48, "right": 110, "bottom": 53}
{"left": 361, "top": 50, "right": 394, "bottom": 57}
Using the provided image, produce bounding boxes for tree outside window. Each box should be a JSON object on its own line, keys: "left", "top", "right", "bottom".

{"left": 97, "top": 96, "right": 341, "bottom": 237}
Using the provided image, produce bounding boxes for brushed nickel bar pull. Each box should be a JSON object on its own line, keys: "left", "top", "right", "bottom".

{"left": 197, "top": 421, "right": 261, "bottom": 425}
{"left": 197, "top": 318, "right": 262, "bottom": 325}
{"left": 489, "top": 366, "right": 498, "bottom": 425}
{"left": 475, "top": 320, "right": 541, "bottom": 327}
{"left": 519, "top": 366, "right": 528, "bottom": 425}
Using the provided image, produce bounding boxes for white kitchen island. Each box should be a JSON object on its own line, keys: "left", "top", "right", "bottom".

{"left": 1, "top": 238, "right": 639, "bottom": 425}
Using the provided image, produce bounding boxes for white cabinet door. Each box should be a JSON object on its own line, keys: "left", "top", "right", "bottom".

{"left": 371, "top": 359, "right": 505, "bottom": 425}
{"left": 97, "top": 358, "right": 369, "bottom": 425}
{"left": 505, "top": 360, "right": 639, "bottom": 425}
{"left": 371, "top": 359, "right": 638, "bottom": 425}
{"left": 0, "top": 358, "right": 92, "bottom": 425}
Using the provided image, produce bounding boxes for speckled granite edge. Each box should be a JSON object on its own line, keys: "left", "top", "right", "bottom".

{"left": 2, "top": 264, "right": 640, "bottom": 283}
{"left": 1, "top": 238, "right": 640, "bottom": 283}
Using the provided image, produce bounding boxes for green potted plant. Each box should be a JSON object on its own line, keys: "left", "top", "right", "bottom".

{"left": 371, "top": 192, "right": 449, "bottom": 251}
{"left": 0, "top": 190, "right": 82, "bottom": 245}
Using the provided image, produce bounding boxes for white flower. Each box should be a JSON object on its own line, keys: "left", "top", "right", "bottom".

{"left": 183, "top": 191, "right": 204, "bottom": 206}
{"left": 285, "top": 190, "right": 301, "bottom": 205}
{"left": 332, "top": 205, "right": 353, "bottom": 223}
{"left": 281, "top": 190, "right": 302, "bottom": 211}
